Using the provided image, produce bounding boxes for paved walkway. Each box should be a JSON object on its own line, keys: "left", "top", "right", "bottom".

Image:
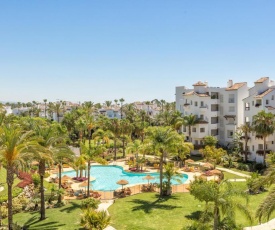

{"left": 216, "top": 167, "right": 251, "bottom": 178}
{"left": 243, "top": 218, "right": 275, "bottom": 230}
{"left": 97, "top": 200, "right": 116, "bottom": 230}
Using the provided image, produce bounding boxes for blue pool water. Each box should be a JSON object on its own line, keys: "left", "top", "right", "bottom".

{"left": 62, "top": 165, "right": 188, "bottom": 191}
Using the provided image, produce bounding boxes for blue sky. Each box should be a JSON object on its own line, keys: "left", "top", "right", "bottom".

{"left": 1, "top": 1, "right": 275, "bottom": 104}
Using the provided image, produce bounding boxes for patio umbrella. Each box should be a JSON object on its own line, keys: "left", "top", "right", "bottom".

{"left": 61, "top": 175, "right": 72, "bottom": 182}
{"left": 79, "top": 181, "right": 89, "bottom": 192}
{"left": 210, "top": 169, "right": 222, "bottom": 175}
{"left": 185, "top": 159, "right": 194, "bottom": 164}
{"left": 203, "top": 162, "right": 214, "bottom": 169}
{"left": 142, "top": 174, "right": 155, "bottom": 185}
{"left": 116, "top": 179, "right": 129, "bottom": 189}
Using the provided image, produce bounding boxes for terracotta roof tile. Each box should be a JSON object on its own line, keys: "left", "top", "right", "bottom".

{"left": 255, "top": 77, "right": 269, "bottom": 83}
{"left": 226, "top": 82, "right": 246, "bottom": 91}
{"left": 254, "top": 89, "right": 274, "bottom": 98}
{"left": 183, "top": 91, "right": 209, "bottom": 97}
{"left": 192, "top": 81, "right": 207, "bottom": 86}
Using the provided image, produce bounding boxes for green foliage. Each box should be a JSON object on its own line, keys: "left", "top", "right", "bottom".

{"left": 203, "top": 136, "right": 218, "bottom": 147}
{"left": 200, "top": 146, "right": 227, "bottom": 164}
{"left": 81, "top": 198, "right": 100, "bottom": 210}
{"left": 80, "top": 208, "right": 111, "bottom": 230}
{"left": 0, "top": 187, "right": 23, "bottom": 203}
{"left": 31, "top": 173, "right": 40, "bottom": 188}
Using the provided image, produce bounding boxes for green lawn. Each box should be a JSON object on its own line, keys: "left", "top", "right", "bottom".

{"left": 0, "top": 169, "right": 21, "bottom": 196}
{"left": 109, "top": 184, "right": 275, "bottom": 230}
{"left": 6, "top": 200, "right": 83, "bottom": 230}
{"left": 222, "top": 171, "right": 247, "bottom": 180}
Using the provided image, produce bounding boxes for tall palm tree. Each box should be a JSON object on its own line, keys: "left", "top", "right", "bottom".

{"left": 43, "top": 99, "right": 47, "bottom": 118}
{"left": 81, "top": 144, "right": 105, "bottom": 197}
{"left": 146, "top": 127, "right": 182, "bottom": 196}
{"left": 0, "top": 125, "right": 36, "bottom": 229}
{"left": 183, "top": 114, "right": 198, "bottom": 142}
{"left": 33, "top": 123, "right": 68, "bottom": 220}
{"left": 104, "top": 101, "right": 112, "bottom": 108}
{"left": 120, "top": 119, "right": 132, "bottom": 157}
{"left": 106, "top": 118, "right": 121, "bottom": 161}
{"left": 238, "top": 123, "right": 252, "bottom": 162}
{"left": 119, "top": 98, "right": 125, "bottom": 119}
{"left": 252, "top": 110, "right": 275, "bottom": 165}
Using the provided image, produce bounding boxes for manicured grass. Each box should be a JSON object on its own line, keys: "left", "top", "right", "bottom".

{"left": 0, "top": 169, "right": 21, "bottom": 196}
{"left": 222, "top": 171, "right": 247, "bottom": 180}
{"left": 109, "top": 185, "right": 275, "bottom": 229}
{"left": 109, "top": 192, "right": 203, "bottom": 230}
{"left": 5, "top": 200, "right": 83, "bottom": 230}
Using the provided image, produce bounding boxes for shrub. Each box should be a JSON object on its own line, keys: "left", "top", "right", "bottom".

{"left": 81, "top": 198, "right": 100, "bottom": 210}
{"left": 32, "top": 173, "right": 40, "bottom": 188}
{"left": 44, "top": 172, "right": 51, "bottom": 178}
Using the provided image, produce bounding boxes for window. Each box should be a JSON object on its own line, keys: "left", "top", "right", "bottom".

{"left": 200, "top": 128, "right": 205, "bottom": 132}
{"left": 200, "top": 101, "right": 204, "bottom": 107}
{"left": 272, "top": 95, "right": 274, "bottom": 100}
{"left": 195, "top": 140, "right": 199, "bottom": 145}
{"left": 229, "top": 106, "right": 235, "bottom": 112}
{"left": 266, "top": 100, "right": 269, "bottom": 105}
{"left": 252, "top": 101, "right": 254, "bottom": 106}
{"left": 227, "top": 130, "right": 233, "bottom": 138}
{"left": 245, "top": 117, "right": 250, "bottom": 123}
{"left": 252, "top": 145, "right": 254, "bottom": 151}
{"left": 245, "top": 103, "right": 250, "bottom": 111}
{"left": 192, "top": 127, "right": 196, "bottom": 132}
{"left": 228, "top": 94, "right": 235, "bottom": 103}
{"left": 258, "top": 144, "right": 263, "bottom": 150}
{"left": 200, "top": 114, "right": 204, "bottom": 119}
{"left": 195, "top": 101, "right": 198, "bottom": 106}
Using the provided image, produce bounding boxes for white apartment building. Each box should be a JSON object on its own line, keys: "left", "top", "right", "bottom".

{"left": 176, "top": 80, "right": 249, "bottom": 148}
{"left": 133, "top": 101, "right": 161, "bottom": 116}
{"left": 243, "top": 77, "right": 275, "bottom": 163}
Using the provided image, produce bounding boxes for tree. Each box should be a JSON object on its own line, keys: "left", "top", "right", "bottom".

{"left": 81, "top": 144, "right": 105, "bottom": 197}
{"left": 189, "top": 178, "right": 252, "bottom": 230}
{"left": 120, "top": 119, "right": 132, "bottom": 157}
{"left": 33, "top": 122, "right": 69, "bottom": 220}
{"left": 119, "top": 98, "right": 125, "bottom": 119}
{"left": 199, "top": 146, "right": 226, "bottom": 165}
{"left": 105, "top": 119, "right": 121, "bottom": 161}
{"left": 183, "top": 114, "right": 198, "bottom": 142}
{"left": 0, "top": 125, "right": 35, "bottom": 230}
{"left": 238, "top": 123, "right": 252, "bottom": 162}
{"left": 252, "top": 110, "right": 275, "bottom": 166}
{"left": 43, "top": 99, "right": 47, "bottom": 118}
{"left": 126, "top": 140, "right": 142, "bottom": 170}
{"left": 203, "top": 136, "right": 218, "bottom": 147}
{"left": 163, "top": 162, "right": 183, "bottom": 195}
{"left": 146, "top": 127, "right": 183, "bottom": 196}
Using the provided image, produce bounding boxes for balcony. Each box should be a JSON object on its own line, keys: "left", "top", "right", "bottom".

{"left": 245, "top": 107, "right": 250, "bottom": 111}
{"left": 200, "top": 105, "right": 208, "bottom": 112}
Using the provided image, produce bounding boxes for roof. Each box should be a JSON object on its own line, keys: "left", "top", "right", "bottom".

{"left": 197, "top": 119, "right": 208, "bottom": 124}
{"left": 192, "top": 81, "right": 207, "bottom": 86}
{"left": 254, "top": 88, "right": 274, "bottom": 98}
{"left": 183, "top": 91, "right": 209, "bottom": 97}
{"left": 255, "top": 77, "right": 269, "bottom": 83}
{"left": 226, "top": 82, "right": 246, "bottom": 91}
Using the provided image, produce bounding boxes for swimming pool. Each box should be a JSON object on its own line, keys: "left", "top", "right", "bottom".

{"left": 62, "top": 165, "right": 188, "bottom": 191}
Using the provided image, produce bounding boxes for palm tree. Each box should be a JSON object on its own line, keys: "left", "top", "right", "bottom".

{"left": 81, "top": 144, "right": 105, "bottom": 197}
{"left": 252, "top": 110, "right": 275, "bottom": 165}
{"left": 238, "top": 123, "right": 252, "bottom": 162}
{"left": 119, "top": 98, "right": 125, "bottom": 119}
{"left": 104, "top": 101, "right": 112, "bottom": 108}
{"left": 163, "top": 163, "right": 183, "bottom": 195}
{"left": 43, "top": 99, "right": 47, "bottom": 118}
{"left": 0, "top": 125, "right": 36, "bottom": 229}
{"left": 33, "top": 122, "right": 68, "bottom": 220}
{"left": 120, "top": 119, "right": 132, "bottom": 158}
{"left": 189, "top": 179, "right": 252, "bottom": 230}
{"left": 126, "top": 140, "right": 142, "bottom": 170}
{"left": 183, "top": 114, "right": 198, "bottom": 142}
{"left": 146, "top": 127, "right": 182, "bottom": 196}
{"left": 106, "top": 118, "right": 121, "bottom": 161}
